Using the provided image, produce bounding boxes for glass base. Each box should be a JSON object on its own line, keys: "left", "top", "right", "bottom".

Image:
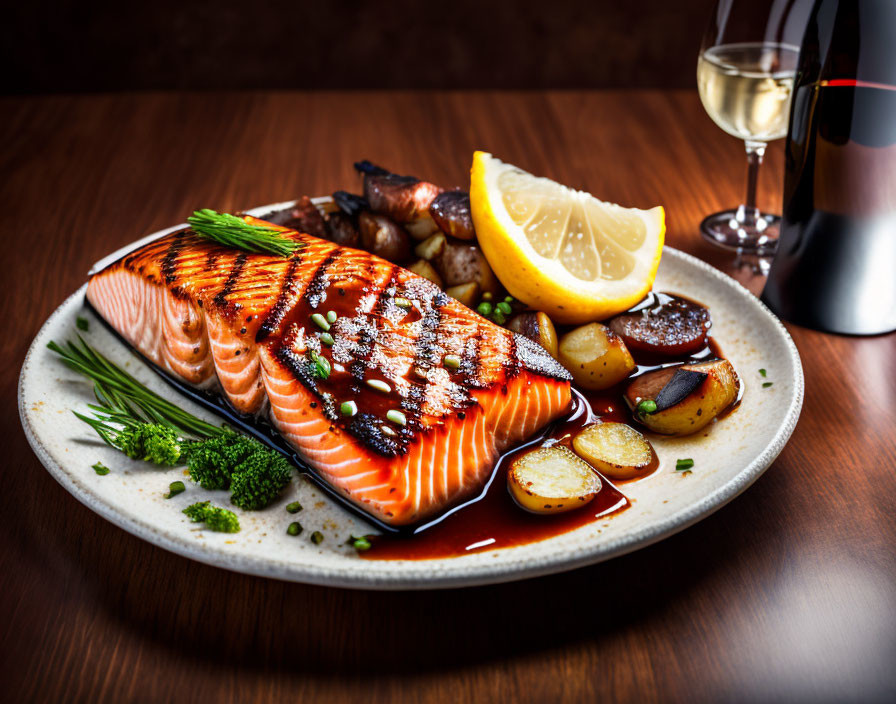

{"left": 700, "top": 208, "right": 780, "bottom": 255}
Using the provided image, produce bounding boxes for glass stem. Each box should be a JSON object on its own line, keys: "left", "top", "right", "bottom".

{"left": 738, "top": 140, "right": 767, "bottom": 231}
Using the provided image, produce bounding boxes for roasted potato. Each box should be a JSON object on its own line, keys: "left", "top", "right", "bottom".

{"left": 508, "top": 446, "right": 601, "bottom": 514}
{"left": 624, "top": 359, "right": 740, "bottom": 435}
{"left": 430, "top": 191, "right": 475, "bottom": 241}
{"left": 324, "top": 211, "right": 361, "bottom": 248}
{"left": 506, "top": 311, "right": 559, "bottom": 358}
{"left": 558, "top": 323, "right": 636, "bottom": 390}
{"left": 358, "top": 212, "right": 410, "bottom": 263}
{"left": 436, "top": 241, "right": 501, "bottom": 296}
{"left": 572, "top": 422, "right": 655, "bottom": 480}
{"left": 414, "top": 232, "right": 447, "bottom": 261}
{"left": 405, "top": 215, "right": 440, "bottom": 240}
{"left": 407, "top": 259, "right": 444, "bottom": 288}
{"left": 444, "top": 282, "right": 480, "bottom": 307}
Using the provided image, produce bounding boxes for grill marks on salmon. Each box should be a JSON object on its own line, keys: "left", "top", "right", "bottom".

{"left": 87, "top": 217, "right": 572, "bottom": 525}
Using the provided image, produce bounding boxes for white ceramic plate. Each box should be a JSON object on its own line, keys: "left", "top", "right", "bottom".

{"left": 19, "top": 202, "right": 803, "bottom": 590}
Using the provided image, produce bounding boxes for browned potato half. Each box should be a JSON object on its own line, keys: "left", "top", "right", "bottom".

{"left": 558, "top": 323, "right": 636, "bottom": 390}
{"left": 407, "top": 259, "right": 444, "bottom": 288}
{"left": 508, "top": 446, "right": 601, "bottom": 514}
{"left": 358, "top": 212, "right": 410, "bottom": 262}
{"left": 506, "top": 312, "right": 559, "bottom": 358}
{"left": 414, "top": 232, "right": 447, "bottom": 261}
{"left": 445, "top": 282, "right": 480, "bottom": 307}
{"left": 624, "top": 359, "right": 739, "bottom": 435}
{"left": 572, "top": 422, "right": 655, "bottom": 480}
{"left": 436, "top": 241, "right": 501, "bottom": 296}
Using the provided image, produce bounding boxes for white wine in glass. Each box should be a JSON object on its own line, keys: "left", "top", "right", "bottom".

{"left": 697, "top": 42, "right": 799, "bottom": 142}
{"left": 697, "top": 0, "right": 809, "bottom": 260}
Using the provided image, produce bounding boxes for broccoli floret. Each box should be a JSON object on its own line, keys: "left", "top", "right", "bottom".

{"left": 183, "top": 430, "right": 293, "bottom": 510}
{"left": 115, "top": 424, "right": 182, "bottom": 465}
{"left": 182, "top": 430, "right": 255, "bottom": 489}
{"left": 229, "top": 449, "right": 292, "bottom": 510}
{"left": 182, "top": 501, "right": 240, "bottom": 533}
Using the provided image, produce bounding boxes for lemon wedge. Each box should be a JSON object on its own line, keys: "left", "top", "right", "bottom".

{"left": 470, "top": 151, "right": 665, "bottom": 324}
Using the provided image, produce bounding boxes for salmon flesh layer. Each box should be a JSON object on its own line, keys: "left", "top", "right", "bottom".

{"left": 86, "top": 217, "right": 572, "bottom": 525}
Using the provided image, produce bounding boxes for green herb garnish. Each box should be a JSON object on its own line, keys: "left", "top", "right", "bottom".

{"left": 76, "top": 317, "right": 89, "bottom": 331}
{"left": 443, "top": 354, "right": 461, "bottom": 371}
{"left": 759, "top": 368, "right": 767, "bottom": 378}
{"left": 165, "top": 480, "right": 186, "bottom": 498}
{"left": 286, "top": 501, "right": 303, "bottom": 514}
{"left": 49, "top": 337, "right": 292, "bottom": 511}
{"left": 675, "top": 458, "right": 694, "bottom": 473}
{"left": 92, "top": 462, "right": 110, "bottom": 475}
{"left": 48, "top": 337, "right": 222, "bottom": 440}
{"left": 116, "top": 424, "right": 182, "bottom": 465}
{"left": 475, "top": 296, "right": 514, "bottom": 326}
{"left": 310, "top": 531, "right": 324, "bottom": 545}
{"left": 308, "top": 349, "right": 331, "bottom": 380}
{"left": 348, "top": 535, "right": 372, "bottom": 551}
{"left": 287, "top": 521, "right": 303, "bottom": 536}
{"left": 183, "top": 430, "right": 292, "bottom": 510}
{"left": 187, "top": 209, "right": 299, "bottom": 258}
{"left": 183, "top": 501, "right": 240, "bottom": 533}
{"left": 636, "top": 399, "right": 658, "bottom": 415}
{"left": 762, "top": 382, "right": 773, "bottom": 388}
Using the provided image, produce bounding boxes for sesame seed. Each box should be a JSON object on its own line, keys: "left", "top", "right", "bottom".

{"left": 366, "top": 379, "right": 391, "bottom": 393}
{"left": 386, "top": 409, "right": 407, "bottom": 426}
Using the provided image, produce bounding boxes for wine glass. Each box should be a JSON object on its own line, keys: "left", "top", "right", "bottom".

{"left": 697, "top": 0, "right": 809, "bottom": 263}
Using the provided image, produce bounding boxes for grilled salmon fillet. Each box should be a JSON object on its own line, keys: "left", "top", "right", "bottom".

{"left": 87, "top": 216, "right": 572, "bottom": 526}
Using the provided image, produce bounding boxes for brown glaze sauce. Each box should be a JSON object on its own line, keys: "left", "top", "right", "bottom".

{"left": 364, "top": 293, "right": 740, "bottom": 561}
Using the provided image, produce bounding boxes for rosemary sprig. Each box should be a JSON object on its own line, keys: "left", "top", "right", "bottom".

{"left": 187, "top": 209, "right": 300, "bottom": 258}
{"left": 48, "top": 337, "right": 224, "bottom": 440}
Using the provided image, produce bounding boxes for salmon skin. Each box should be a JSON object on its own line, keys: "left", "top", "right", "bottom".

{"left": 87, "top": 216, "right": 572, "bottom": 527}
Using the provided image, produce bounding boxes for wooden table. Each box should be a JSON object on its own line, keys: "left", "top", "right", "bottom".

{"left": 2, "top": 92, "right": 894, "bottom": 703}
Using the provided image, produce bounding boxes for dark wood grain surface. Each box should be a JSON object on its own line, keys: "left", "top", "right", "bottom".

{"left": 2, "top": 92, "right": 894, "bottom": 703}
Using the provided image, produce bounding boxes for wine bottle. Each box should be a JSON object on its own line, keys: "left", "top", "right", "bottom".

{"left": 761, "top": 0, "right": 896, "bottom": 335}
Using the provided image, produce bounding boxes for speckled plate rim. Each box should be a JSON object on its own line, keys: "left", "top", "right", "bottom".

{"left": 19, "top": 210, "right": 803, "bottom": 591}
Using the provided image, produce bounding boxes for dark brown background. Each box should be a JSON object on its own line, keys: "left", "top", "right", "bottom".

{"left": 6, "top": 0, "right": 716, "bottom": 93}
